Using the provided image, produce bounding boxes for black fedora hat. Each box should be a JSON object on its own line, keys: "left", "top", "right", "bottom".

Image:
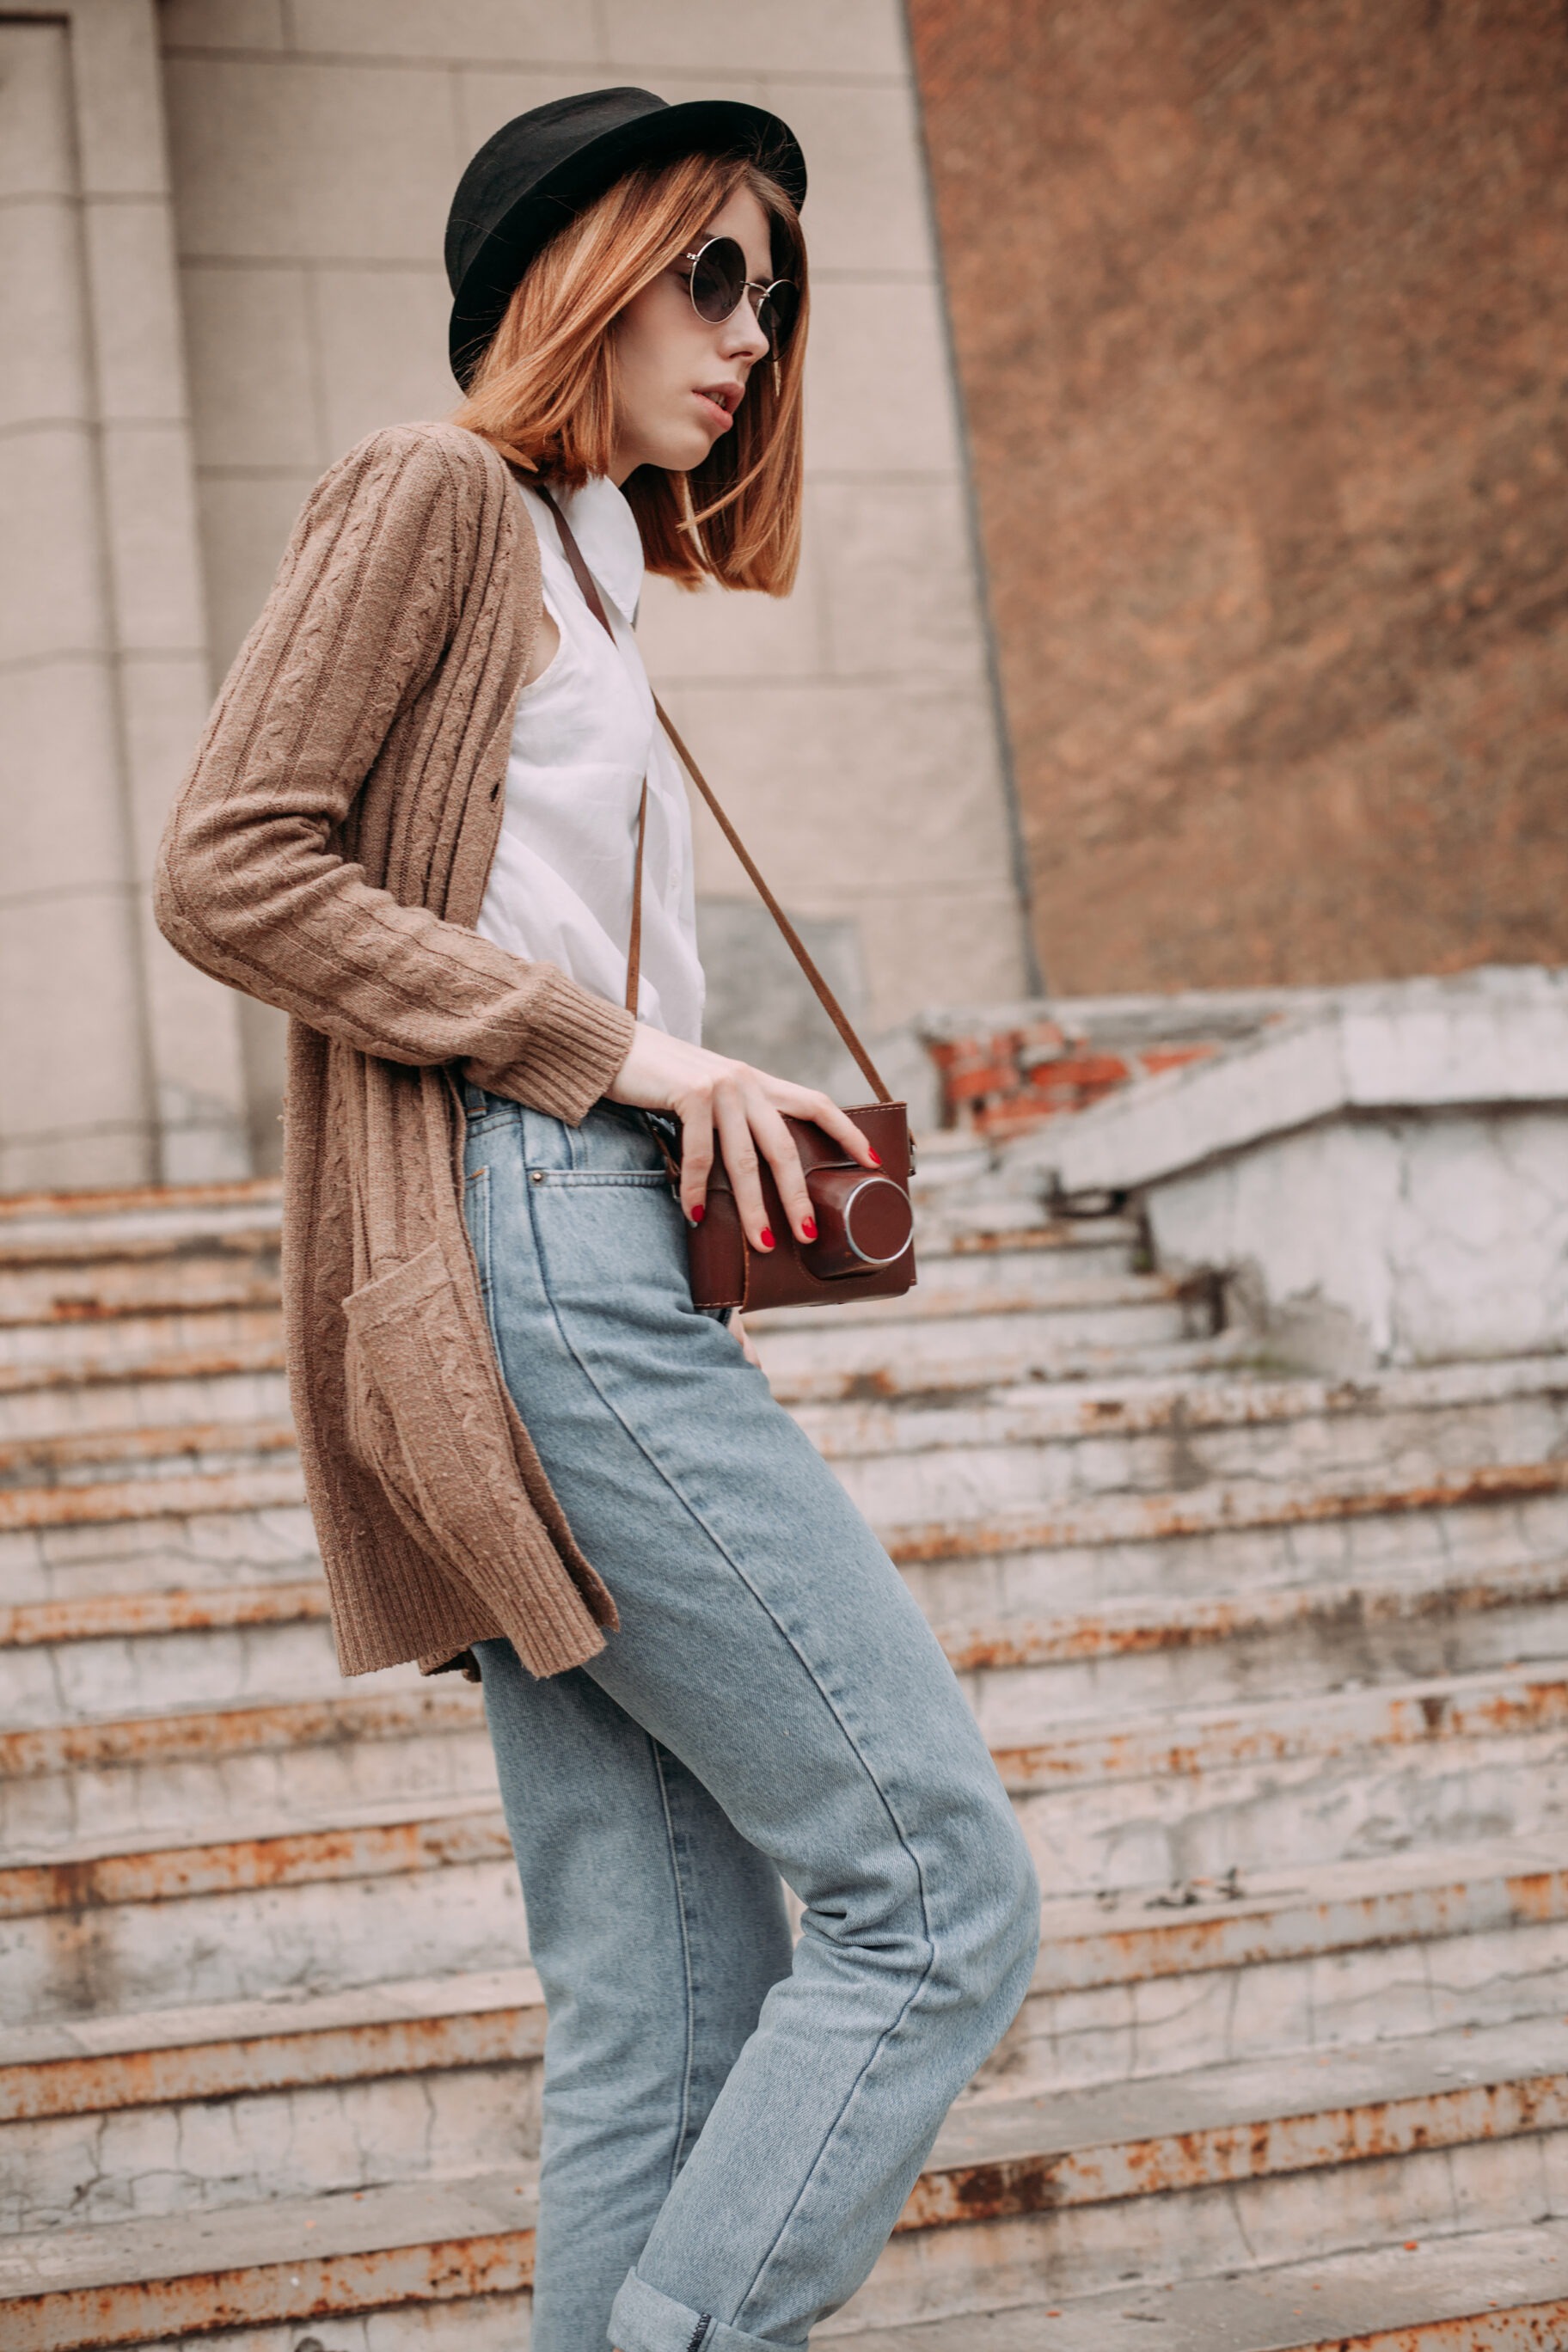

{"left": 445, "top": 86, "right": 807, "bottom": 389}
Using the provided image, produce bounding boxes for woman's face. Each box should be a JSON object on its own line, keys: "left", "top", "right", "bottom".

{"left": 609, "top": 186, "right": 776, "bottom": 485}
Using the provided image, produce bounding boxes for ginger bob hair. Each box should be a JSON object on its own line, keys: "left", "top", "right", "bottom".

{"left": 452, "top": 150, "right": 808, "bottom": 595}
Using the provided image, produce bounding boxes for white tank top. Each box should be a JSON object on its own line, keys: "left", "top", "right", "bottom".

{"left": 475, "top": 475, "right": 704, "bottom": 1045}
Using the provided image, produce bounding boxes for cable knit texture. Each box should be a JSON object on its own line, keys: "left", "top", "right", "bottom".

{"left": 156, "top": 422, "right": 637, "bottom": 1677}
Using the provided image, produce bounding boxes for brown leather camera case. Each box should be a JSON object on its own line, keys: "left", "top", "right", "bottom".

{"left": 686, "top": 1100, "right": 916, "bottom": 1313}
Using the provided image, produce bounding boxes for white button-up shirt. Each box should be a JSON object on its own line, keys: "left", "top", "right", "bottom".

{"left": 476, "top": 475, "right": 705, "bottom": 1045}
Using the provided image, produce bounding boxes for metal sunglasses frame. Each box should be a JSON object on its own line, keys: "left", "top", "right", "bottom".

{"left": 677, "top": 237, "right": 799, "bottom": 350}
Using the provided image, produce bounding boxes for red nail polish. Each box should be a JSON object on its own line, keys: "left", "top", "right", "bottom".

{"left": 800, "top": 1217, "right": 818, "bottom": 1241}
{"left": 868, "top": 1148, "right": 882, "bottom": 1166}
{"left": 689, "top": 1204, "right": 706, "bottom": 1224}
{"left": 759, "top": 1227, "right": 775, "bottom": 1250}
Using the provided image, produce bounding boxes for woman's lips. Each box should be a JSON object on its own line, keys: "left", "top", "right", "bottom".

{"left": 695, "top": 389, "right": 735, "bottom": 432}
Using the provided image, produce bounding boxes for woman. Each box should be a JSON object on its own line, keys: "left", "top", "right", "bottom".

{"left": 156, "top": 88, "right": 1038, "bottom": 2352}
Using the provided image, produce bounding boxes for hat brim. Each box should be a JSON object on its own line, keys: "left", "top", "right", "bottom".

{"left": 448, "top": 99, "right": 806, "bottom": 389}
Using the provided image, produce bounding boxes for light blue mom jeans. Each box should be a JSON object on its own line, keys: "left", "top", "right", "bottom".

{"left": 460, "top": 1089, "right": 1038, "bottom": 2352}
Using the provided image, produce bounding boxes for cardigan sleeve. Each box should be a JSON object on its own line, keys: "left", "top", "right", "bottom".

{"left": 154, "top": 425, "right": 634, "bottom": 1125}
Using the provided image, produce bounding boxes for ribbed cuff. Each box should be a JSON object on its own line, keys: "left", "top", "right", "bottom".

{"left": 609, "top": 2270, "right": 803, "bottom": 2352}
{"left": 463, "top": 968, "right": 634, "bottom": 1127}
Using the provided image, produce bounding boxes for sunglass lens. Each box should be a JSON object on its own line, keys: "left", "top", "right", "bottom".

{"left": 758, "top": 280, "right": 799, "bottom": 352}
{"left": 689, "top": 237, "right": 746, "bottom": 324}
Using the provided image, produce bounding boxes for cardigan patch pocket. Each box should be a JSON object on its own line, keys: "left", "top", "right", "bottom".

{"left": 342, "top": 1240, "right": 532, "bottom": 1594}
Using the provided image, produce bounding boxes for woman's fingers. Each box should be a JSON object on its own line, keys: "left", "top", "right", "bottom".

{"left": 612, "top": 1025, "right": 886, "bottom": 1246}
{"left": 743, "top": 1088, "right": 818, "bottom": 1244}
{"left": 771, "top": 1085, "right": 882, "bottom": 1170}
{"left": 677, "top": 1097, "right": 714, "bottom": 1225}
{"left": 713, "top": 1084, "right": 777, "bottom": 1251}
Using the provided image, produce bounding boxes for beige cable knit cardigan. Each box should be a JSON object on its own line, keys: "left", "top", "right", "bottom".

{"left": 156, "top": 422, "right": 639, "bottom": 1679}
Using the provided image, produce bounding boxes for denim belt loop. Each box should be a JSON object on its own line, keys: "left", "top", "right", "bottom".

{"left": 462, "top": 1079, "right": 490, "bottom": 1118}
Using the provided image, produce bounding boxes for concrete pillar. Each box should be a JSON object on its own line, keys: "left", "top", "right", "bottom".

{"left": 0, "top": 1, "right": 249, "bottom": 1192}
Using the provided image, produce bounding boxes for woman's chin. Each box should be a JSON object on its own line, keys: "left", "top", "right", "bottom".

{"left": 644, "top": 423, "right": 725, "bottom": 475}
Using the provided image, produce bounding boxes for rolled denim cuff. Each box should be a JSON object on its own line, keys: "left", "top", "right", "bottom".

{"left": 609, "top": 2269, "right": 805, "bottom": 2352}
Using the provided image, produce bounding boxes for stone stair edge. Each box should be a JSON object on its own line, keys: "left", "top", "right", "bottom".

{"left": 0, "top": 1339, "right": 288, "bottom": 1400}
{"left": 8, "top": 1661, "right": 1568, "bottom": 1895}
{"left": 936, "top": 1548, "right": 1568, "bottom": 1669}
{"left": 8, "top": 1545, "right": 1564, "bottom": 1675}
{"left": 886, "top": 1457, "right": 1568, "bottom": 1563}
{"left": 841, "top": 2215, "right": 1568, "bottom": 2351}
{"left": 793, "top": 1348, "right": 1568, "bottom": 1446}
{"left": 6, "top": 2018, "right": 1568, "bottom": 2345}
{"left": 9, "top": 1449, "right": 1566, "bottom": 1549}
{"left": 994, "top": 1654, "right": 1568, "bottom": 1787}
{"left": 7, "top": 1831, "right": 1568, "bottom": 2098}
{"left": 0, "top": 1178, "right": 282, "bottom": 1229}
{"left": 0, "top": 2170, "right": 538, "bottom": 2350}
{"left": 4, "top": 1351, "right": 1563, "bottom": 1469}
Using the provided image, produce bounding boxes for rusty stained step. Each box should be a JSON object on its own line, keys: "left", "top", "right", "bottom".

{"left": 992, "top": 1657, "right": 1568, "bottom": 1793}
{"left": 798, "top": 1352, "right": 1568, "bottom": 1461}
{"left": 7, "top": 1834, "right": 1568, "bottom": 2125}
{"left": 0, "top": 1327, "right": 285, "bottom": 1401}
{"left": 0, "top": 2171, "right": 536, "bottom": 2352}
{"left": 902, "top": 2012, "right": 1568, "bottom": 2228}
{"left": 761, "top": 1327, "right": 1255, "bottom": 1406}
{"left": 6, "top": 1668, "right": 1568, "bottom": 1915}
{"left": 0, "top": 1966, "right": 546, "bottom": 2122}
{"left": 0, "top": 1452, "right": 305, "bottom": 1534}
{"left": 0, "top": 1789, "right": 511, "bottom": 1923}
{"left": 853, "top": 2217, "right": 1568, "bottom": 2350}
{"left": 10, "top": 1436, "right": 1568, "bottom": 1568}
{"left": 886, "top": 1456, "right": 1568, "bottom": 1568}
{"left": 0, "top": 1580, "right": 330, "bottom": 1651}
{"left": 8, "top": 1543, "right": 1560, "bottom": 1663}
{"left": 819, "top": 1366, "right": 1568, "bottom": 1534}
{"left": 6, "top": 2018, "right": 1568, "bottom": 2351}
{"left": 0, "top": 1680, "right": 482, "bottom": 1815}
{"left": 0, "top": 1305, "right": 285, "bottom": 1394}
{"left": 746, "top": 1266, "right": 1197, "bottom": 1332}
{"left": 7, "top": 1550, "right": 1565, "bottom": 1733}
{"left": 0, "top": 1418, "right": 297, "bottom": 1491}
{"left": 0, "top": 1364, "right": 290, "bottom": 1451}
{"left": 934, "top": 1550, "right": 1568, "bottom": 1673}
{"left": 0, "top": 1179, "right": 281, "bottom": 1230}
{"left": 0, "top": 1245, "right": 282, "bottom": 1332}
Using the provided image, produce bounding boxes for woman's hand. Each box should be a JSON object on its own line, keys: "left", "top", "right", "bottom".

{"left": 608, "top": 1023, "right": 880, "bottom": 1248}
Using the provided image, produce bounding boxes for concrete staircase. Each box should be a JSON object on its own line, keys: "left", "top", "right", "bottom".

{"left": 3, "top": 1146, "right": 1568, "bottom": 2349}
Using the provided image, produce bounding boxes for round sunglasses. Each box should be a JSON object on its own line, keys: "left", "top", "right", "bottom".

{"left": 676, "top": 236, "right": 799, "bottom": 354}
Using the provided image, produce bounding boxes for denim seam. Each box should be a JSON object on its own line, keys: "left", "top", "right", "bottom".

{"left": 520, "top": 1176, "right": 940, "bottom": 2324}
{"left": 529, "top": 1170, "right": 668, "bottom": 1188}
{"left": 650, "top": 1737, "right": 701, "bottom": 2191}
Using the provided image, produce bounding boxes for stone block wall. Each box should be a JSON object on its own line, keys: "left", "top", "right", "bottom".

{"left": 0, "top": 1, "right": 248, "bottom": 1191}
{"left": 907, "top": 0, "right": 1568, "bottom": 996}
{"left": 158, "top": 0, "right": 1032, "bottom": 1161}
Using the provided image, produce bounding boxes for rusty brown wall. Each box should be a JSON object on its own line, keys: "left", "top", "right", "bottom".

{"left": 905, "top": 0, "right": 1568, "bottom": 993}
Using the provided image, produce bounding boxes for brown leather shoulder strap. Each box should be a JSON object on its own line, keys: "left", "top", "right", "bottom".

{"left": 533, "top": 481, "right": 892, "bottom": 1106}
{"left": 534, "top": 482, "right": 619, "bottom": 642}
{"left": 649, "top": 695, "right": 891, "bottom": 1105}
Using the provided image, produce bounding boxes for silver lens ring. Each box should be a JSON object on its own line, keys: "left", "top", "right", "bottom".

{"left": 842, "top": 1175, "right": 913, "bottom": 1266}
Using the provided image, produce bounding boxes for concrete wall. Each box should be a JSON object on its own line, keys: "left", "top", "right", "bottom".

{"left": 0, "top": 0, "right": 248, "bottom": 1190}
{"left": 156, "top": 0, "right": 1032, "bottom": 1164}
{"left": 907, "top": 0, "right": 1568, "bottom": 996}
{"left": 1041, "top": 966, "right": 1568, "bottom": 1372}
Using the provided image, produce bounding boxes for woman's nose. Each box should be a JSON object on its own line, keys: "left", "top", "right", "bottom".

{"left": 724, "top": 302, "right": 770, "bottom": 365}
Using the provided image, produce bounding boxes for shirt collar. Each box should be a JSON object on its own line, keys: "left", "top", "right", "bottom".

{"left": 539, "top": 474, "right": 646, "bottom": 626}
